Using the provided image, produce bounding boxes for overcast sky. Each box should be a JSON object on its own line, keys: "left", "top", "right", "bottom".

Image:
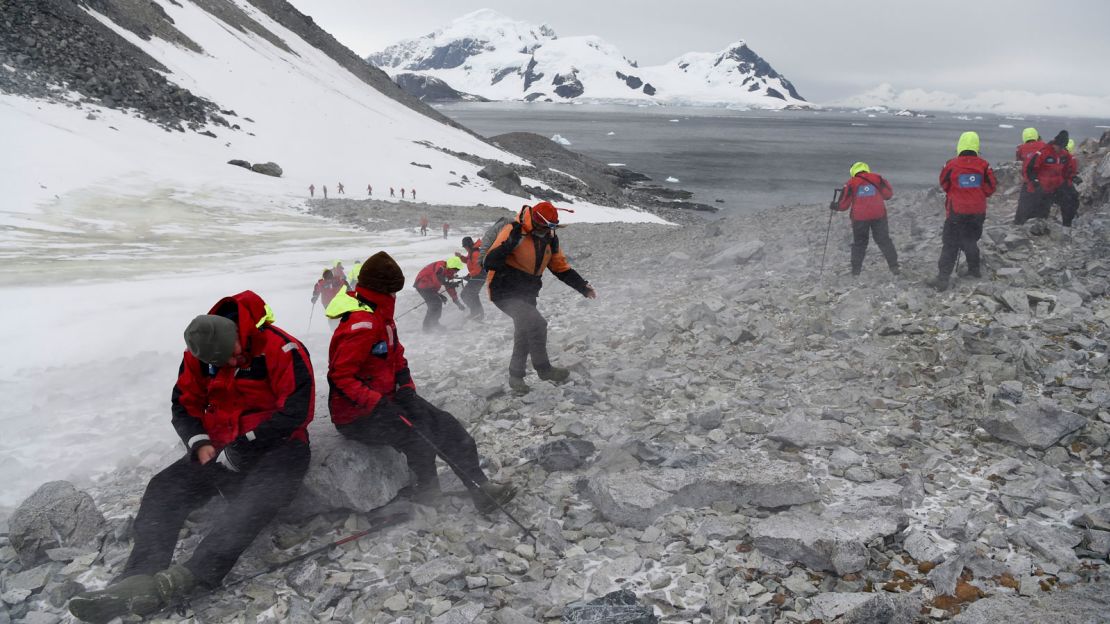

{"left": 289, "top": 0, "right": 1110, "bottom": 102}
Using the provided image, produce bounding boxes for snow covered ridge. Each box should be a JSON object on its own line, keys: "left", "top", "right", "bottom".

{"left": 834, "top": 83, "right": 1110, "bottom": 119}
{"left": 367, "top": 8, "right": 809, "bottom": 108}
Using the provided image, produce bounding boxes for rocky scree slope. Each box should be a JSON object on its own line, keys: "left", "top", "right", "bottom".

{"left": 3, "top": 135, "right": 1110, "bottom": 623}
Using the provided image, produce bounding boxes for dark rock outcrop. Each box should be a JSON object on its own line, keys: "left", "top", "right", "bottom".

{"left": 477, "top": 163, "right": 530, "bottom": 198}
{"left": 250, "top": 161, "right": 283, "bottom": 177}
{"left": 392, "top": 73, "right": 488, "bottom": 102}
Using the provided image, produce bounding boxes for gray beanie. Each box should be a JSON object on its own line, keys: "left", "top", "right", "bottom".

{"left": 184, "top": 315, "right": 238, "bottom": 365}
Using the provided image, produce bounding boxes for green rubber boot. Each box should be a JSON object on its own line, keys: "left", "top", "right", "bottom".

{"left": 471, "top": 480, "right": 518, "bottom": 515}
{"left": 68, "top": 574, "right": 164, "bottom": 623}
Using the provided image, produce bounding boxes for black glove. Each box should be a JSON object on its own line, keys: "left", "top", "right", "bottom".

{"left": 215, "top": 439, "right": 261, "bottom": 473}
{"left": 438, "top": 293, "right": 448, "bottom": 304}
{"left": 454, "top": 300, "right": 466, "bottom": 311}
{"left": 391, "top": 388, "right": 425, "bottom": 423}
{"left": 371, "top": 396, "right": 405, "bottom": 422}
{"left": 1032, "top": 180, "right": 1042, "bottom": 192}
{"left": 1073, "top": 175, "right": 1082, "bottom": 185}
{"left": 829, "top": 201, "right": 839, "bottom": 211}
{"left": 311, "top": 295, "right": 318, "bottom": 304}
{"left": 507, "top": 222, "right": 523, "bottom": 248}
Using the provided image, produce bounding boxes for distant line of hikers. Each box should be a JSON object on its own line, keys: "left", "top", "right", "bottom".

{"left": 308, "top": 183, "right": 417, "bottom": 200}
{"left": 832, "top": 128, "right": 1081, "bottom": 291}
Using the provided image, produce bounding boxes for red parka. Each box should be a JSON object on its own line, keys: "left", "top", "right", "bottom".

{"left": 939, "top": 155, "right": 997, "bottom": 216}
{"left": 837, "top": 172, "right": 893, "bottom": 221}
{"left": 313, "top": 277, "right": 345, "bottom": 307}
{"left": 1016, "top": 140, "right": 1045, "bottom": 163}
{"left": 1024, "top": 144, "right": 1074, "bottom": 193}
{"left": 171, "top": 291, "right": 314, "bottom": 455}
{"left": 327, "top": 287, "right": 416, "bottom": 425}
{"left": 413, "top": 260, "right": 459, "bottom": 301}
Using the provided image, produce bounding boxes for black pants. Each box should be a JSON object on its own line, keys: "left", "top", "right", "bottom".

{"left": 461, "top": 278, "right": 485, "bottom": 319}
{"left": 336, "top": 395, "right": 486, "bottom": 490}
{"left": 118, "top": 441, "right": 310, "bottom": 586}
{"left": 938, "top": 213, "right": 985, "bottom": 278}
{"left": 494, "top": 297, "right": 551, "bottom": 378}
{"left": 1015, "top": 185, "right": 1079, "bottom": 226}
{"left": 417, "top": 288, "right": 443, "bottom": 331}
{"left": 850, "top": 217, "right": 899, "bottom": 275}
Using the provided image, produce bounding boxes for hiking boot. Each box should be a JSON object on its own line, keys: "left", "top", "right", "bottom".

{"left": 153, "top": 564, "right": 196, "bottom": 605}
{"left": 929, "top": 277, "right": 949, "bottom": 292}
{"left": 403, "top": 478, "right": 442, "bottom": 505}
{"left": 69, "top": 574, "right": 165, "bottom": 623}
{"left": 890, "top": 266, "right": 901, "bottom": 276}
{"left": 508, "top": 375, "right": 530, "bottom": 395}
{"left": 471, "top": 480, "right": 517, "bottom": 515}
{"left": 536, "top": 366, "right": 570, "bottom": 384}
{"left": 967, "top": 268, "right": 982, "bottom": 278}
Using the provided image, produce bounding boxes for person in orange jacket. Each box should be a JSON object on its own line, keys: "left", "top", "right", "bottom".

{"left": 413, "top": 256, "right": 466, "bottom": 331}
{"left": 483, "top": 202, "right": 595, "bottom": 393}
{"left": 834, "top": 162, "right": 899, "bottom": 276}
{"left": 459, "top": 236, "right": 485, "bottom": 321}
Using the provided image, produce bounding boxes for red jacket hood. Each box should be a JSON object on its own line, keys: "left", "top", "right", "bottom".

{"left": 353, "top": 286, "right": 397, "bottom": 319}
{"left": 207, "top": 290, "right": 271, "bottom": 358}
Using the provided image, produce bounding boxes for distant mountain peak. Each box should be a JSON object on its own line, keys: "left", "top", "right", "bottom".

{"left": 368, "top": 11, "right": 808, "bottom": 108}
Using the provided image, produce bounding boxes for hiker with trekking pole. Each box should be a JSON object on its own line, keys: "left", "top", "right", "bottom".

{"left": 69, "top": 291, "right": 315, "bottom": 623}
{"left": 930, "top": 131, "right": 997, "bottom": 291}
{"left": 326, "top": 252, "right": 518, "bottom": 514}
{"left": 833, "top": 162, "right": 900, "bottom": 277}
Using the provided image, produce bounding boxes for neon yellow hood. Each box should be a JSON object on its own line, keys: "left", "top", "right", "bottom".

{"left": 1066, "top": 139, "right": 1076, "bottom": 154}
{"left": 957, "top": 131, "right": 980, "bottom": 155}
{"left": 850, "top": 162, "right": 870, "bottom": 177}
{"left": 325, "top": 290, "right": 369, "bottom": 319}
{"left": 445, "top": 256, "right": 465, "bottom": 271}
{"left": 1022, "top": 127, "right": 1039, "bottom": 143}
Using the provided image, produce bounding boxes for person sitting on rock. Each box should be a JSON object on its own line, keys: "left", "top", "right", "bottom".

{"left": 68, "top": 292, "right": 314, "bottom": 623}
{"left": 413, "top": 256, "right": 466, "bottom": 332}
{"left": 834, "top": 162, "right": 899, "bottom": 277}
{"left": 931, "top": 131, "right": 997, "bottom": 291}
{"left": 327, "top": 252, "right": 516, "bottom": 511}
{"left": 484, "top": 201, "right": 596, "bottom": 394}
{"left": 1015, "top": 127, "right": 1045, "bottom": 163}
{"left": 1016, "top": 131, "right": 1078, "bottom": 227}
{"left": 460, "top": 236, "right": 485, "bottom": 321}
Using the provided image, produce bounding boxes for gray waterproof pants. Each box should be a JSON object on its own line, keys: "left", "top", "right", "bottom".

{"left": 493, "top": 297, "right": 551, "bottom": 378}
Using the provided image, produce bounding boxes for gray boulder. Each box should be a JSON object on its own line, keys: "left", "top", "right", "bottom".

{"left": 528, "top": 438, "right": 596, "bottom": 472}
{"left": 227, "top": 159, "right": 251, "bottom": 169}
{"left": 706, "top": 240, "right": 765, "bottom": 267}
{"left": 563, "top": 589, "right": 658, "bottom": 624}
{"left": 250, "top": 161, "right": 283, "bottom": 177}
{"left": 980, "top": 399, "right": 1087, "bottom": 449}
{"left": 477, "top": 163, "right": 530, "bottom": 198}
{"left": 287, "top": 428, "right": 409, "bottom": 518}
{"left": 768, "top": 418, "right": 851, "bottom": 448}
{"left": 750, "top": 504, "right": 907, "bottom": 574}
{"left": 952, "top": 577, "right": 1110, "bottom": 623}
{"left": 8, "top": 481, "right": 105, "bottom": 567}
{"left": 804, "top": 592, "right": 920, "bottom": 624}
{"left": 585, "top": 454, "right": 819, "bottom": 528}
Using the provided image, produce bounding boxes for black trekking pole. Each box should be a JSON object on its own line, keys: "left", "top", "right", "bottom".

{"left": 395, "top": 412, "right": 545, "bottom": 550}
{"left": 168, "top": 511, "right": 409, "bottom": 616}
{"left": 395, "top": 300, "right": 426, "bottom": 320}
{"left": 820, "top": 188, "right": 841, "bottom": 275}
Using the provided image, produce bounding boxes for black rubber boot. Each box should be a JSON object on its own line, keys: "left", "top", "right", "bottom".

{"left": 536, "top": 366, "right": 570, "bottom": 384}
{"left": 470, "top": 481, "right": 518, "bottom": 515}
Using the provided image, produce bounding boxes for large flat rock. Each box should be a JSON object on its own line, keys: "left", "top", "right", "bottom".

{"left": 751, "top": 504, "right": 907, "bottom": 574}
{"left": 286, "top": 427, "right": 410, "bottom": 518}
{"left": 585, "top": 454, "right": 818, "bottom": 528}
{"left": 980, "top": 400, "right": 1087, "bottom": 450}
{"left": 952, "top": 577, "right": 1110, "bottom": 624}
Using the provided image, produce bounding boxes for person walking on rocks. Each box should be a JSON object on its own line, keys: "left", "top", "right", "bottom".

{"left": 390, "top": 186, "right": 395, "bottom": 198}
{"left": 327, "top": 252, "right": 516, "bottom": 510}
{"left": 367, "top": 184, "right": 373, "bottom": 197}
{"left": 1015, "top": 127, "right": 1045, "bottom": 163}
{"left": 834, "top": 162, "right": 899, "bottom": 276}
{"left": 411, "top": 188, "right": 417, "bottom": 201}
{"left": 484, "top": 201, "right": 596, "bottom": 393}
{"left": 460, "top": 236, "right": 485, "bottom": 321}
{"left": 323, "top": 185, "right": 328, "bottom": 200}
{"left": 68, "top": 291, "right": 314, "bottom": 623}
{"left": 309, "top": 184, "right": 315, "bottom": 198}
{"left": 930, "top": 131, "right": 997, "bottom": 291}
{"left": 419, "top": 215, "right": 429, "bottom": 236}
{"left": 401, "top": 187, "right": 406, "bottom": 199}
{"left": 442, "top": 222, "right": 450, "bottom": 239}
{"left": 413, "top": 256, "right": 466, "bottom": 331}
{"left": 337, "top": 182, "right": 345, "bottom": 195}
{"left": 1016, "top": 131, "right": 1079, "bottom": 227}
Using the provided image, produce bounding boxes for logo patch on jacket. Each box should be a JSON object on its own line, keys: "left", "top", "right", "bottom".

{"left": 371, "top": 341, "right": 389, "bottom": 356}
{"left": 958, "top": 174, "right": 982, "bottom": 188}
{"left": 1044, "top": 156, "right": 1058, "bottom": 164}
{"left": 857, "top": 185, "right": 876, "bottom": 197}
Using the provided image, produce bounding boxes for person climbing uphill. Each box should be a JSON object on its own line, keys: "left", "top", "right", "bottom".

{"left": 834, "top": 161, "right": 899, "bottom": 276}
{"left": 413, "top": 256, "right": 466, "bottom": 332}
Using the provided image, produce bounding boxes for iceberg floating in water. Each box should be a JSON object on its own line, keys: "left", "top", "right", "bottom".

{"left": 550, "top": 134, "right": 572, "bottom": 146}
{"left": 665, "top": 176, "right": 680, "bottom": 183}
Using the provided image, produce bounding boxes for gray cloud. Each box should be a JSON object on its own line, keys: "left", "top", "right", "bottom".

{"left": 290, "top": 0, "right": 1110, "bottom": 102}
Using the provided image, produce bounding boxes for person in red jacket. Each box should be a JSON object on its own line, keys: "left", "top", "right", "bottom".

{"left": 413, "top": 257, "right": 466, "bottom": 331}
{"left": 1015, "top": 127, "right": 1045, "bottom": 163}
{"left": 931, "top": 132, "right": 997, "bottom": 291}
{"left": 69, "top": 291, "right": 313, "bottom": 623}
{"left": 327, "top": 252, "right": 516, "bottom": 511}
{"left": 459, "top": 236, "right": 485, "bottom": 321}
{"left": 1016, "top": 131, "right": 1079, "bottom": 227}
{"left": 834, "top": 162, "right": 899, "bottom": 276}
{"left": 311, "top": 269, "right": 346, "bottom": 309}
{"left": 484, "top": 202, "right": 595, "bottom": 393}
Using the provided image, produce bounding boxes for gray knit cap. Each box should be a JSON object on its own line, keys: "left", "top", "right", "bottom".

{"left": 184, "top": 315, "right": 238, "bottom": 365}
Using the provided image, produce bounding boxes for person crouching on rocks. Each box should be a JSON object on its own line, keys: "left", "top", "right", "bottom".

{"left": 484, "top": 201, "right": 596, "bottom": 394}
{"left": 834, "top": 161, "right": 899, "bottom": 277}
{"left": 327, "top": 252, "right": 517, "bottom": 511}
{"left": 413, "top": 256, "right": 466, "bottom": 332}
{"left": 931, "top": 131, "right": 997, "bottom": 291}
{"left": 1017, "top": 130, "right": 1079, "bottom": 227}
{"left": 69, "top": 292, "right": 314, "bottom": 623}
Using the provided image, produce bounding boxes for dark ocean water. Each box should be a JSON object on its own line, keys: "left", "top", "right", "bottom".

{"left": 439, "top": 103, "right": 1110, "bottom": 214}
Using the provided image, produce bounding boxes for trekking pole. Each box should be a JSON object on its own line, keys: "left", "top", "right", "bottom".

{"left": 168, "top": 511, "right": 408, "bottom": 617}
{"left": 819, "top": 188, "right": 841, "bottom": 276}
{"left": 307, "top": 299, "right": 317, "bottom": 333}
{"left": 395, "top": 412, "right": 546, "bottom": 551}
{"left": 395, "top": 300, "right": 426, "bottom": 320}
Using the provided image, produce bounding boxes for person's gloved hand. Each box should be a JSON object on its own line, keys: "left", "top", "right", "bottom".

{"left": 371, "top": 396, "right": 405, "bottom": 422}
{"left": 1073, "top": 175, "right": 1083, "bottom": 185}
{"left": 216, "top": 444, "right": 244, "bottom": 472}
{"left": 454, "top": 300, "right": 466, "bottom": 311}
{"left": 438, "top": 293, "right": 448, "bottom": 304}
{"left": 393, "top": 386, "right": 417, "bottom": 405}
{"left": 1032, "top": 180, "right": 1042, "bottom": 193}
{"left": 507, "top": 222, "right": 523, "bottom": 248}
{"left": 829, "top": 201, "right": 839, "bottom": 211}
{"left": 311, "top": 294, "right": 318, "bottom": 304}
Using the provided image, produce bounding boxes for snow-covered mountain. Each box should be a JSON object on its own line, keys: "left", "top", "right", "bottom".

{"left": 835, "top": 83, "right": 1110, "bottom": 118}
{"left": 368, "top": 9, "right": 808, "bottom": 108}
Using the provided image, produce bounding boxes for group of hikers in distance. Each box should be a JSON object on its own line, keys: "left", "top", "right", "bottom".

{"left": 66, "top": 201, "right": 594, "bottom": 623}
{"left": 308, "top": 183, "right": 417, "bottom": 200}
{"left": 831, "top": 127, "right": 1082, "bottom": 291}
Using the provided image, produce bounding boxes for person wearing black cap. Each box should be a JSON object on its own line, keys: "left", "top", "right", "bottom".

{"left": 327, "top": 252, "right": 517, "bottom": 512}
{"left": 1016, "top": 130, "right": 1079, "bottom": 226}
{"left": 69, "top": 291, "right": 314, "bottom": 623}
{"left": 459, "top": 236, "right": 486, "bottom": 321}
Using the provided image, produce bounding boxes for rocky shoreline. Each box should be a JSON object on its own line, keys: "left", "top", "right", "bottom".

{"left": 3, "top": 133, "right": 1110, "bottom": 623}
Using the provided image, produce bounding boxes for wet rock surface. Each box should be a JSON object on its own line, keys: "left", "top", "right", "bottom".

{"left": 4, "top": 132, "right": 1110, "bottom": 622}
